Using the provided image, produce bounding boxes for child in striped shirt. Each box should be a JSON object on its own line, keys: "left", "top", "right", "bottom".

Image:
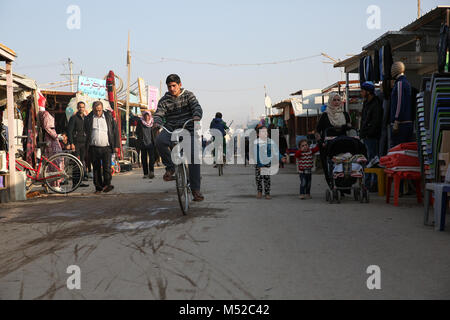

{"left": 295, "top": 139, "right": 320, "bottom": 200}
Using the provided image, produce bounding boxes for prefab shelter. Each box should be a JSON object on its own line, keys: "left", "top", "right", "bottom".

{"left": 0, "top": 43, "right": 18, "bottom": 201}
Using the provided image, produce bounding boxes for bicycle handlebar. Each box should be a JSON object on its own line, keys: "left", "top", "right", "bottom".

{"left": 161, "top": 119, "right": 195, "bottom": 134}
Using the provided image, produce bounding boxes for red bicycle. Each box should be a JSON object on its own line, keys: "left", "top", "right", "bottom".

{"left": 6, "top": 136, "right": 84, "bottom": 194}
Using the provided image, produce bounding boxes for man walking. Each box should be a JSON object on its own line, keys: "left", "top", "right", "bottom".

{"left": 67, "top": 101, "right": 89, "bottom": 187}
{"left": 84, "top": 101, "right": 119, "bottom": 194}
{"left": 153, "top": 74, "right": 204, "bottom": 202}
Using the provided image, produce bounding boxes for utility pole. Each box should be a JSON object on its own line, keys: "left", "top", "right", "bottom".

{"left": 126, "top": 31, "right": 131, "bottom": 146}
{"left": 68, "top": 58, "right": 74, "bottom": 92}
{"left": 417, "top": 0, "right": 420, "bottom": 19}
{"left": 60, "top": 58, "right": 81, "bottom": 92}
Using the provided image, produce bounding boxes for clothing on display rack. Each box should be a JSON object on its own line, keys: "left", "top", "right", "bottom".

{"left": 374, "top": 49, "right": 380, "bottom": 82}
{"left": 381, "top": 41, "right": 394, "bottom": 99}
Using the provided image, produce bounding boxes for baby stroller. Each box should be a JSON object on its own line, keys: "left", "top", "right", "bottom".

{"left": 322, "top": 128, "right": 369, "bottom": 204}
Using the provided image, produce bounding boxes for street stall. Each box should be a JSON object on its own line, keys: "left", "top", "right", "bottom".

{"left": 0, "top": 43, "right": 37, "bottom": 202}
{"left": 334, "top": 6, "right": 450, "bottom": 219}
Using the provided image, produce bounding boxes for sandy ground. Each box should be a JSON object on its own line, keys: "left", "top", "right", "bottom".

{"left": 0, "top": 163, "right": 449, "bottom": 300}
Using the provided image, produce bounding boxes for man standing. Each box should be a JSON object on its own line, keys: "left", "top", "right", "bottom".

{"left": 84, "top": 101, "right": 119, "bottom": 194}
{"left": 360, "top": 82, "right": 383, "bottom": 158}
{"left": 360, "top": 81, "right": 383, "bottom": 191}
{"left": 67, "top": 101, "right": 89, "bottom": 187}
{"left": 153, "top": 74, "right": 204, "bottom": 202}
{"left": 390, "top": 61, "right": 413, "bottom": 147}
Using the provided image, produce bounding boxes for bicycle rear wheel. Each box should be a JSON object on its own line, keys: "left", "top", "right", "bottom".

{"left": 43, "top": 153, "right": 84, "bottom": 194}
{"left": 175, "top": 164, "right": 190, "bottom": 215}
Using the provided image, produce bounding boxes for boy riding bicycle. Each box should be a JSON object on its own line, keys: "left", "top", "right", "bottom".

{"left": 153, "top": 74, "right": 204, "bottom": 202}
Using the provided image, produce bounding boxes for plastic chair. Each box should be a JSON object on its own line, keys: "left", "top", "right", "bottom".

{"left": 424, "top": 183, "right": 450, "bottom": 231}
{"left": 385, "top": 170, "right": 422, "bottom": 207}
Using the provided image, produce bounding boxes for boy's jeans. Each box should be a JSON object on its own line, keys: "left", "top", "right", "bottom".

{"left": 156, "top": 129, "right": 201, "bottom": 191}
{"left": 299, "top": 172, "right": 312, "bottom": 195}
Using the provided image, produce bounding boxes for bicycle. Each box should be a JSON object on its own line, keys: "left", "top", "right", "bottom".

{"left": 123, "top": 146, "right": 140, "bottom": 168}
{"left": 159, "top": 119, "right": 194, "bottom": 215}
{"left": 6, "top": 136, "right": 84, "bottom": 194}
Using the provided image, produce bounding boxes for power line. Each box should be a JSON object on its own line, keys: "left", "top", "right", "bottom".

{"left": 133, "top": 51, "right": 322, "bottom": 67}
{"left": 194, "top": 87, "right": 263, "bottom": 93}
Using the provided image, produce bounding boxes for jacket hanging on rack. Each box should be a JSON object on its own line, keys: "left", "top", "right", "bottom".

{"left": 382, "top": 41, "right": 393, "bottom": 99}
{"left": 373, "top": 49, "right": 380, "bottom": 82}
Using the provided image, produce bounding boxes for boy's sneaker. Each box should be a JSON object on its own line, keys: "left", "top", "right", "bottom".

{"left": 299, "top": 195, "right": 305, "bottom": 200}
{"left": 257, "top": 192, "right": 263, "bottom": 199}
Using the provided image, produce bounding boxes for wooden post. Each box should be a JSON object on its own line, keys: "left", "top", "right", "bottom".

{"left": 126, "top": 31, "right": 131, "bottom": 147}
{"left": 447, "top": 8, "right": 450, "bottom": 26}
{"left": 6, "top": 61, "right": 16, "bottom": 201}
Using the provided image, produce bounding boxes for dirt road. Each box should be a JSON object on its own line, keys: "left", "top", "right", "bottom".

{"left": 0, "top": 164, "right": 449, "bottom": 299}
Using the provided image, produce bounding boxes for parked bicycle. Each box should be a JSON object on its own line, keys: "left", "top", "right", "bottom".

{"left": 4, "top": 134, "right": 84, "bottom": 194}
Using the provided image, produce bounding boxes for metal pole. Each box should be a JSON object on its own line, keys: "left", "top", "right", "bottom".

{"left": 126, "top": 31, "right": 131, "bottom": 147}
{"left": 345, "top": 72, "right": 350, "bottom": 113}
{"left": 6, "top": 61, "right": 16, "bottom": 201}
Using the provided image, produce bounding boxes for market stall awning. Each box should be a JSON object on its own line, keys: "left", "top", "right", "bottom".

{"left": 334, "top": 6, "right": 450, "bottom": 75}
{"left": 0, "top": 43, "right": 16, "bottom": 62}
{"left": 334, "top": 52, "right": 367, "bottom": 74}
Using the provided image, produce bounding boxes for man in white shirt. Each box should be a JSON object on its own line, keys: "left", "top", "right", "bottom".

{"left": 84, "top": 101, "right": 119, "bottom": 194}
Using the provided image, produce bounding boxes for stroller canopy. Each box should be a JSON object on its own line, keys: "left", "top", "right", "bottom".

{"left": 326, "top": 136, "right": 367, "bottom": 159}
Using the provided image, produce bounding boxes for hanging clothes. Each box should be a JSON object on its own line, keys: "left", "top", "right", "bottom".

{"left": 382, "top": 41, "right": 394, "bottom": 99}
{"left": 359, "top": 57, "right": 366, "bottom": 86}
{"left": 373, "top": 49, "right": 380, "bottom": 82}
{"left": 360, "top": 56, "right": 374, "bottom": 85}
{"left": 365, "top": 56, "right": 374, "bottom": 82}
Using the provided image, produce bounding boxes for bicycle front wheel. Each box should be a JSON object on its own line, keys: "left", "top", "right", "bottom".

{"left": 43, "top": 153, "right": 84, "bottom": 194}
{"left": 175, "top": 164, "right": 190, "bottom": 215}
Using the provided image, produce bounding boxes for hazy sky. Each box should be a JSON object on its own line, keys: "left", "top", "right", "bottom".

{"left": 1, "top": 0, "right": 446, "bottom": 126}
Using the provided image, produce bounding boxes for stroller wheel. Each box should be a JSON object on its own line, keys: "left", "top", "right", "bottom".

{"left": 325, "top": 189, "right": 331, "bottom": 202}
{"left": 333, "top": 190, "right": 340, "bottom": 204}
{"left": 335, "top": 190, "right": 341, "bottom": 204}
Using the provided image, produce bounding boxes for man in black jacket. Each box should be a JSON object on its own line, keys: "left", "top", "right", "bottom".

{"left": 360, "top": 82, "right": 383, "bottom": 191}
{"left": 84, "top": 101, "right": 120, "bottom": 194}
{"left": 67, "top": 101, "right": 89, "bottom": 185}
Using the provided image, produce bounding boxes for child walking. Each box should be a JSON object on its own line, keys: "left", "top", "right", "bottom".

{"left": 254, "top": 124, "right": 286, "bottom": 200}
{"left": 295, "top": 139, "right": 320, "bottom": 200}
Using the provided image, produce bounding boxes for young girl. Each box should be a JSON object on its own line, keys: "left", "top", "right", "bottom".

{"left": 254, "top": 125, "right": 286, "bottom": 200}
{"left": 295, "top": 139, "right": 320, "bottom": 200}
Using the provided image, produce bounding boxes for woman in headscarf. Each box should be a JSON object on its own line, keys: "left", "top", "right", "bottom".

{"left": 316, "top": 93, "right": 351, "bottom": 139}
{"left": 38, "top": 100, "right": 63, "bottom": 191}
{"left": 316, "top": 93, "right": 351, "bottom": 185}
{"left": 136, "top": 111, "right": 155, "bottom": 179}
